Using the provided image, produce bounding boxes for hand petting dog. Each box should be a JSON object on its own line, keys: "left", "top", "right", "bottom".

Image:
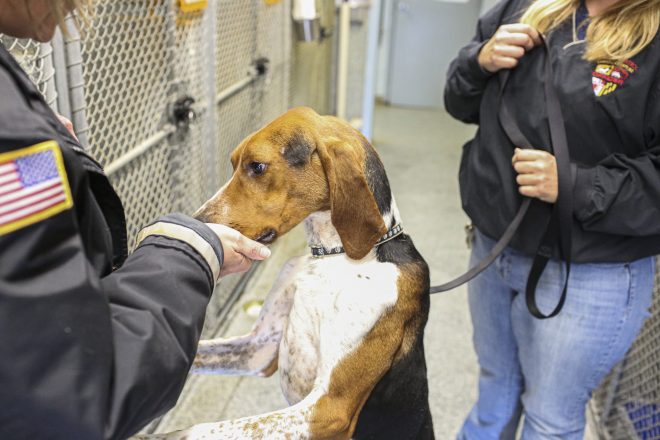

{"left": 205, "top": 223, "right": 271, "bottom": 278}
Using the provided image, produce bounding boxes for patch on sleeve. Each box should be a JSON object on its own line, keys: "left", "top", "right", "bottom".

{"left": 0, "top": 141, "right": 73, "bottom": 235}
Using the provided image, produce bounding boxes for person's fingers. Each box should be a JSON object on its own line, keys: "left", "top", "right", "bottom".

{"left": 525, "top": 26, "right": 543, "bottom": 46}
{"left": 516, "top": 173, "right": 545, "bottom": 186}
{"left": 512, "top": 148, "right": 553, "bottom": 164}
{"left": 513, "top": 160, "right": 545, "bottom": 174}
{"left": 236, "top": 233, "right": 271, "bottom": 260}
{"left": 501, "top": 23, "right": 542, "bottom": 46}
{"left": 492, "top": 44, "right": 525, "bottom": 59}
{"left": 219, "top": 253, "right": 253, "bottom": 277}
{"left": 495, "top": 32, "right": 535, "bottom": 51}
{"left": 518, "top": 185, "right": 540, "bottom": 198}
{"left": 491, "top": 55, "right": 519, "bottom": 70}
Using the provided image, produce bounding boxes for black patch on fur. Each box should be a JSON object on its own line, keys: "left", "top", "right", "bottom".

{"left": 352, "top": 235, "right": 434, "bottom": 440}
{"left": 376, "top": 234, "right": 428, "bottom": 269}
{"left": 283, "top": 131, "right": 312, "bottom": 168}
{"left": 362, "top": 140, "right": 392, "bottom": 217}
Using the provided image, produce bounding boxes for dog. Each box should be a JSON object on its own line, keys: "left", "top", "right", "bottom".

{"left": 139, "top": 107, "right": 433, "bottom": 440}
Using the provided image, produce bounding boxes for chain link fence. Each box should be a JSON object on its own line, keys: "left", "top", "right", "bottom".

{"left": 589, "top": 259, "right": 660, "bottom": 439}
{"left": 1, "top": 0, "right": 292, "bottom": 339}
{"left": 0, "top": 37, "right": 58, "bottom": 109}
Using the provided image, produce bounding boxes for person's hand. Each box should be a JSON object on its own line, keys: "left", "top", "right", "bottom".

{"left": 512, "top": 148, "right": 558, "bottom": 203}
{"left": 205, "top": 224, "right": 271, "bottom": 278}
{"left": 57, "top": 114, "right": 79, "bottom": 141}
{"left": 478, "top": 24, "right": 542, "bottom": 73}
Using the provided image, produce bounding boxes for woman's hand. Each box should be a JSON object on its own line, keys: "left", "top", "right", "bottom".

{"left": 478, "top": 24, "right": 542, "bottom": 73}
{"left": 512, "top": 148, "right": 558, "bottom": 203}
{"left": 205, "top": 223, "right": 271, "bottom": 278}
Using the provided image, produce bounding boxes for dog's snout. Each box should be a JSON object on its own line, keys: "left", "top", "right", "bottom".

{"left": 256, "top": 229, "right": 277, "bottom": 244}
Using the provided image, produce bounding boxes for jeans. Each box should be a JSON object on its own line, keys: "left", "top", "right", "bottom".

{"left": 458, "top": 229, "right": 655, "bottom": 440}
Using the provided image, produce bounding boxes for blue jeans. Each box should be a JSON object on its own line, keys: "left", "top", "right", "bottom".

{"left": 458, "top": 229, "right": 655, "bottom": 440}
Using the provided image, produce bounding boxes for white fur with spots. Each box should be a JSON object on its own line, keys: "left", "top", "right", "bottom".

{"left": 134, "top": 203, "right": 403, "bottom": 440}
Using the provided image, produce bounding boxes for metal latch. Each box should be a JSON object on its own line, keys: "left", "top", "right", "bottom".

{"left": 171, "top": 95, "right": 196, "bottom": 129}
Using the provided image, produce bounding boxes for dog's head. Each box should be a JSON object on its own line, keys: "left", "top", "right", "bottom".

{"left": 195, "top": 107, "right": 392, "bottom": 260}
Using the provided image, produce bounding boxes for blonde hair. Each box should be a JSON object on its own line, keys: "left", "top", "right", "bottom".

{"left": 52, "top": 0, "right": 92, "bottom": 32}
{"left": 520, "top": 0, "right": 660, "bottom": 64}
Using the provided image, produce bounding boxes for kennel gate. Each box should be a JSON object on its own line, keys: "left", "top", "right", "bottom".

{"left": 1, "top": 0, "right": 292, "bottom": 340}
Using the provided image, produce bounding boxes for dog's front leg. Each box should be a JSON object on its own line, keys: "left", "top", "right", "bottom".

{"left": 191, "top": 257, "right": 305, "bottom": 377}
{"left": 132, "top": 387, "right": 350, "bottom": 440}
{"left": 137, "top": 295, "right": 413, "bottom": 440}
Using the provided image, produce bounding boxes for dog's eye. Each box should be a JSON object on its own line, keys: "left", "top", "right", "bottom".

{"left": 248, "top": 161, "right": 267, "bottom": 176}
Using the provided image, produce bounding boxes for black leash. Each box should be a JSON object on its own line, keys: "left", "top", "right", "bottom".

{"left": 430, "top": 35, "right": 573, "bottom": 320}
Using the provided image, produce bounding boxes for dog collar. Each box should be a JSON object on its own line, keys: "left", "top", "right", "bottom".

{"left": 310, "top": 224, "right": 403, "bottom": 258}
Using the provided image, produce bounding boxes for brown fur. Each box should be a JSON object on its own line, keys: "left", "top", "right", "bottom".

{"left": 308, "top": 263, "right": 428, "bottom": 439}
{"left": 195, "top": 107, "right": 386, "bottom": 259}
{"left": 189, "top": 107, "right": 429, "bottom": 439}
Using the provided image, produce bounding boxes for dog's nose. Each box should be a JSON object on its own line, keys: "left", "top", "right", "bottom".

{"left": 256, "top": 229, "right": 277, "bottom": 244}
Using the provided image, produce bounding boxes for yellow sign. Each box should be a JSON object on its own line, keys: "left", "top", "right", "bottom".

{"left": 179, "top": 0, "right": 208, "bottom": 13}
{"left": 264, "top": 0, "right": 283, "bottom": 5}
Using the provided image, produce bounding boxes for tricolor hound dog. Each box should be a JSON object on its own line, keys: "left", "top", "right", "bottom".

{"left": 139, "top": 107, "right": 433, "bottom": 440}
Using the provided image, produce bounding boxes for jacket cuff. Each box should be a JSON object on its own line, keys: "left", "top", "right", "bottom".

{"left": 462, "top": 41, "right": 493, "bottom": 83}
{"left": 572, "top": 165, "right": 599, "bottom": 223}
{"left": 135, "top": 213, "right": 224, "bottom": 283}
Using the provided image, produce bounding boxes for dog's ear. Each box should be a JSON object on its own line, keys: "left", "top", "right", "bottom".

{"left": 315, "top": 119, "right": 387, "bottom": 260}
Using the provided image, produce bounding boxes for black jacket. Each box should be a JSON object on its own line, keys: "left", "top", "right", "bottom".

{"left": 0, "top": 44, "right": 223, "bottom": 439}
{"left": 445, "top": 0, "right": 660, "bottom": 263}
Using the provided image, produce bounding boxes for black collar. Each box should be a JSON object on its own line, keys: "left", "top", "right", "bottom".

{"left": 310, "top": 224, "right": 403, "bottom": 258}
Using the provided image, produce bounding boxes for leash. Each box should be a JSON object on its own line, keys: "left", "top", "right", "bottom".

{"left": 430, "top": 35, "right": 573, "bottom": 320}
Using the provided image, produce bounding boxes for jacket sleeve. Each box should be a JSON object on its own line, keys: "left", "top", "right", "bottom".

{"left": 571, "top": 82, "right": 660, "bottom": 236}
{"left": 443, "top": 0, "right": 517, "bottom": 123}
{"left": 572, "top": 99, "right": 660, "bottom": 236}
{"left": 103, "top": 214, "right": 224, "bottom": 439}
{"left": 0, "top": 173, "right": 223, "bottom": 440}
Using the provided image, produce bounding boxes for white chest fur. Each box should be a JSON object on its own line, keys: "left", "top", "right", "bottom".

{"left": 278, "top": 253, "right": 400, "bottom": 404}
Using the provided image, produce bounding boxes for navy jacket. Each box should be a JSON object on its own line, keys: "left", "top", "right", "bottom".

{"left": 0, "top": 44, "right": 223, "bottom": 439}
{"left": 445, "top": 0, "right": 660, "bottom": 263}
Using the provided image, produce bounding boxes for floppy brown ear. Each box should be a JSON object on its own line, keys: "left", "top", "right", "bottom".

{"left": 315, "top": 126, "right": 387, "bottom": 260}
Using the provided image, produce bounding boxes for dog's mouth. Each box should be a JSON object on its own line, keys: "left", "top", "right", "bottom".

{"left": 255, "top": 228, "right": 277, "bottom": 245}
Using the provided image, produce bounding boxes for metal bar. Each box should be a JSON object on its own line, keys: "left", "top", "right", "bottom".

{"left": 63, "top": 15, "right": 90, "bottom": 149}
{"left": 204, "top": 0, "right": 220, "bottom": 198}
{"left": 360, "top": 0, "right": 379, "bottom": 141}
{"left": 51, "top": 29, "right": 71, "bottom": 120}
{"left": 336, "top": 0, "right": 351, "bottom": 120}
{"left": 105, "top": 124, "right": 177, "bottom": 176}
{"left": 216, "top": 70, "right": 259, "bottom": 106}
{"left": 39, "top": 42, "right": 59, "bottom": 112}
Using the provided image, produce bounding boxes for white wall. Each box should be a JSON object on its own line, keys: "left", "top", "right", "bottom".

{"left": 375, "top": 0, "right": 498, "bottom": 100}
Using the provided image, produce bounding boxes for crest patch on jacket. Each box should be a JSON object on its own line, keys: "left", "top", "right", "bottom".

{"left": 592, "top": 60, "right": 637, "bottom": 97}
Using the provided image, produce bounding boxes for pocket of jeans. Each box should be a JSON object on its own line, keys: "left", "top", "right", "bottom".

{"left": 570, "top": 261, "right": 632, "bottom": 310}
{"left": 623, "top": 263, "right": 634, "bottom": 314}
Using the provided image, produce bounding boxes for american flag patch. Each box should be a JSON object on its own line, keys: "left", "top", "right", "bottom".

{"left": 0, "top": 141, "right": 73, "bottom": 235}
